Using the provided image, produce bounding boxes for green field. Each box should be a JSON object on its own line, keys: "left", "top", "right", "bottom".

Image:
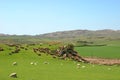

{"left": 75, "top": 46, "right": 120, "bottom": 59}
{"left": 75, "top": 40, "right": 120, "bottom": 59}
{"left": 0, "top": 43, "right": 120, "bottom": 80}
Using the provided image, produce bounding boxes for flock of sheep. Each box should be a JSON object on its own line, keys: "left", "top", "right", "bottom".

{"left": 0, "top": 43, "right": 89, "bottom": 78}
{"left": 1, "top": 43, "right": 88, "bottom": 63}
{"left": 9, "top": 61, "right": 87, "bottom": 78}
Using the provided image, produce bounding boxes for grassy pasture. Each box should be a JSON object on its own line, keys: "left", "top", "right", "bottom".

{"left": 75, "top": 40, "right": 120, "bottom": 59}
{"left": 75, "top": 46, "right": 120, "bottom": 59}
{"left": 0, "top": 43, "right": 120, "bottom": 80}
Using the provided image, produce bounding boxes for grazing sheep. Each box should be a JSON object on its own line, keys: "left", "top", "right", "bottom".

{"left": 34, "top": 62, "right": 37, "bottom": 65}
{"left": 43, "top": 61, "right": 49, "bottom": 64}
{"left": 12, "top": 62, "right": 17, "bottom": 66}
{"left": 81, "top": 65, "right": 86, "bottom": 68}
{"left": 30, "top": 62, "right": 34, "bottom": 65}
{"left": 9, "top": 73, "right": 17, "bottom": 78}
{"left": 77, "top": 63, "right": 80, "bottom": 66}
{"left": 77, "top": 63, "right": 80, "bottom": 68}
{"left": 30, "top": 62, "right": 37, "bottom": 65}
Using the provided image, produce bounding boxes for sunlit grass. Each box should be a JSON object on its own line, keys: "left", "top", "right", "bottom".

{"left": 0, "top": 44, "right": 120, "bottom": 80}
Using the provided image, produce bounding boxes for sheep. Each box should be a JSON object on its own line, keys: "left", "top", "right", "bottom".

{"left": 9, "top": 73, "right": 17, "bottom": 78}
{"left": 77, "top": 63, "right": 80, "bottom": 68}
{"left": 30, "top": 62, "right": 37, "bottom": 65}
{"left": 43, "top": 61, "right": 49, "bottom": 64}
{"left": 34, "top": 62, "right": 37, "bottom": 65}
{"left": 12, "top": 62, "right": 17, "bottom": 66}
{"left": 30, "top": 62, "right": 34, "bottom": 65}
{"left": 81, "top": 65, "right": 86, "bottom": 68}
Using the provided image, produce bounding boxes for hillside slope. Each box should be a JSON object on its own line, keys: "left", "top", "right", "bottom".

{"left": 0, "top": 29, "right": 120, "bottom": 44}
{"left": 38, "top": 29, "right": 120, "bottom": 39}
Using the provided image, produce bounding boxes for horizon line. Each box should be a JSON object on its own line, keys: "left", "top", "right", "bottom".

{"left": 0, "top": 29, "right": 120, "bottom": 36}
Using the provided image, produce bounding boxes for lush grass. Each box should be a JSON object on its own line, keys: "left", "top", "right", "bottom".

{"left": 0, "top": 44, "right": 120, "bottom": 80}
{"left": 75, "top": 40, "right": 120, "bottom": 58}
{"left": 0, "top": 53, "right": 120, "bottom": 80}
{"left": 75, "top": 45, "right": 120, "bottom": 59}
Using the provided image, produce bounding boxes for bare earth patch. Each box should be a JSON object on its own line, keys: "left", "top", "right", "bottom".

{"left": 84, "top": 57, "right": 120, "bottom": 65}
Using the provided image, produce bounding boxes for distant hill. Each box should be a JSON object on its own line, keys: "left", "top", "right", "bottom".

{"left": 38, "top": 29, "right": 120, "bottom": 39}
{"left": 0, "top": 29, "right": 120, "bottom": 44}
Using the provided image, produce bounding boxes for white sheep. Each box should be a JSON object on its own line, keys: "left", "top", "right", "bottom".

{"left": 30, "top": 62, "right": 34, "bottom": 65}
{"left": 30, "top": 62, "right": 38, "bottom": 65}
{"left": 12, "top": 62, "right": 17, "bottom": 66}
{"left": 81, "top": 65, "right": 86, "bottom": 68}
{"left": 34, "top": 62, "right": 37, "bottom": 65}
{"left": 77, "top": 63, "right": 80, "bottom": 68}
{"left": 9, "top": 72, "right": 17, "bottom": 78}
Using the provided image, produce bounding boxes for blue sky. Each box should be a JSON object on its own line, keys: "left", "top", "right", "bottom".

{"left": 0, "top": 0, "right": 120, "bottom": 35}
